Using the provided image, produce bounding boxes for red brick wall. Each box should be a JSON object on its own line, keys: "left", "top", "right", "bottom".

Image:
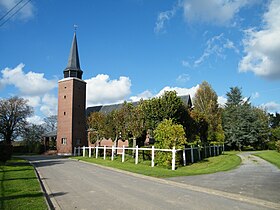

{"left": 57, "top": 78, "right": 87, "bottom": 155}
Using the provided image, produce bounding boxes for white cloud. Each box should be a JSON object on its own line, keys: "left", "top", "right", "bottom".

{"left": 195, "top": 33, "right": 224, "bottom": 65}
{"left": 156, "top": 85, "right": 200, "bottom": 99}
{"left": 181, "top": 60, "right": 191, "bottom": 68}
{"left": 182, "top": 0, "right": 251, "bottom": 26}
{"left": 128, "top": 85, "right": 200, "bottom": 103}
{"left": 261, "top": 101, "right": 280, "bottom": 113}
{"left": 23, "top": 95, "right": 41, "bottom": 107}
{"left": 193, "top": 33, "right": 238, "bottom": 66}
{"left": 154, "top": 3, "right": 179, "bottom": 33}
{"left": 0, "top": 64, "right": 59, "bottom": 122}
{"left": 252, "top": 92, "right": 260, "bottom": 99}
{"left": 218, "top": 96, "right": 227, "bottom": 107}
{"left": 1, "top": 63, "right": 57, "bottom": 96}
{"left": 86, "top": 74, "right": 131, "bottom": 106}
{"left": 239, "top": 0, "right": 280, "bottom": 79}
{"left": 40, "top": 94, "right": 57, "bottom": 116}
{"left": 27, "top": 115, "right": 44, "bottom": 125}
{"left": 223, "top": 39, "right": 240, "bottom": 53}
{"left": 0, "top": 0, "right": 34, "bottom": 22}
{"left": 176, "top": 73, "right": 190, "bottom": 83}
{"left": 0, "top": 79, "right": 4, "bottom": 90}
{"left": 129, "top": 90, "right": 153, "bottom": 102}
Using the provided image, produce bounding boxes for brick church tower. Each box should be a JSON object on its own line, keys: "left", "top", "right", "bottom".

{"left": 57, "top": 32, "right": 87, "bottom": 155}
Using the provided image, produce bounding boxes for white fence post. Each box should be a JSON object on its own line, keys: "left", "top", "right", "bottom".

{"left": 183, "top": 146, "right": 186, "bottom": 166}
{"left": 191, "top": 145, "right": 194, "bottom": 163}
{"left": 204, "top": 145, "right": 207, "bottom": 158}
{"left": 111, "top": 146, "right": 114, "bottom": 161}
{"left": 223, "top": 144, "right": 225, "bottom": 154}
{"left": 96, "top": 146, "right": 99, "bottom": 159}
{"left": 135, "top": 145, "right": 139, "bottom": 165}
{"left": 89, "top": 146, "right": 91, "bottom": 157}
{"left": 83, "top": 146, "right": 86, "bottom": 157}
{"left": 74, "top": 147, "right": 76, "bottom": 156}
{"left": 209, "top": 145, "right": 211, "bottom": 157}
{"left": 151, "top": 146, "right": 155, "bottom": 167}
{"left": 122, "top": 145, "right": 125, "bottom": 162}
{"left": 78, "top": 146, "right": 81, "bottom": 156}
{"left": 217, "top": 145, "right": 219, "bottom": 155}
{"left": 104, "top": 145, "right": 106, "bottom": 160}
{"left": 172, "top": 146, "right": 176, "bottom": 171}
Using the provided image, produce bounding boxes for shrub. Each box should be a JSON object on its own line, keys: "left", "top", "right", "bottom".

{"left": 267, "top": 141, "right": 276, "bottom": 150}
{"left": 0, "top": 142, "right": 13, "bottom": 163}
{"left": 276, "top": 140, "right": 280, "bottom": 153}
{"left": 154, "top": 119, "right": 187, "bottom": 167}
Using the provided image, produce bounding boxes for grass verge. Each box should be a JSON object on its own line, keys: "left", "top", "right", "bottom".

{"left": 0, "top": 158, "right": 48, "bottom": 210}
{"left": 254, "top": 150, "right": 280, "bottom": 169}
{"left": 72, "top": 151, "right": 241, "bottom": 178}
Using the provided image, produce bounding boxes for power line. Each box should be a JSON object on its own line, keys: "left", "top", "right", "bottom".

{"left": 0, "top": 0, "right": 25, "bottom": 22}
{"left": 0, "top": 0, "right": 32, "bottom": 27}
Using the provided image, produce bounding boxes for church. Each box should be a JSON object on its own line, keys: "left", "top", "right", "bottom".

{"left": 56, "top": 32, "right": 87, "bottom": 155}
{"left": 55, "top": 32, "right": 193, "bottom": 155}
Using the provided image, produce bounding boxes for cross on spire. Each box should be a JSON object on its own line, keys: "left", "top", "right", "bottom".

{"left": 74, "top": 24, "right": 78, "bottom": 32}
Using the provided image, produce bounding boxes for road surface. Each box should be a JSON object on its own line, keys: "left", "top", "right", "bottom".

{"left": 23, "top": 155, "right": 280, "bottom": 210}
{"left": 167, "top": 152, "right": 280, "bottom": 203}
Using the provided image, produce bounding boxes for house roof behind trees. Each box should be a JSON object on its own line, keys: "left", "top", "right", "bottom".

{"left": 86, "top": 95, "right": 192, "bottom": 116}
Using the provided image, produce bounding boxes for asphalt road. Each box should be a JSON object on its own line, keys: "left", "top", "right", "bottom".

{"left": 167, "top": 152, "right": 280, "bottom": 204}
{"left": 23, "top": 155, "right": 280, "bottom": 210}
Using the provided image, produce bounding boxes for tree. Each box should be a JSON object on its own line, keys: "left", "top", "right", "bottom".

{"left": 120, "top": 102, "right": 145, "bottom": 147}
{"left": 190, "top": 110, "right": 208, "bottom": 143}
{"left": 225, "top": 87, "right": 243, "bottom": 106}
{"left": 269, "top": 113, "right": 280, "bottom": 150}
{"left": 223, "top": 87, "right": 270, "bottom": 150}
{"left": 110, "top": 102, "right": 145, "bottom": 149}
{"left": 252, "top": 107, "right": 270, "bottom": 149}
{"left": 43, "top": 115, "right": 57, "bottom": 132}
{"left": 271, "top": 127, "right": 280, "bottom": 142}
{"left": 87, "top": 112, "right": 107, "bottom": 144}
{"left": 192, "top": 81, "right": 224, "bottom": 144}
{"left": 223, "top": 87, "right": 249, "bottom": 150}
{"left": 139, "top": 91, "right": 189, "bottom": 131}
{"left": 154, "top": 119, "right": 186, "bottom": 167}
{"left": 22, "top": 123, "right": 45, "bottom": 153}
{"left": 0, "top": 96, "right": 33, "bottom": 144}
{"left": 87, "top": 102, "right": 145, "bottom": 145}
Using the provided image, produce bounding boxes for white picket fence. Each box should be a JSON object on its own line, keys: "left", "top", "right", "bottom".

{"left": 74, "top": 144, "right": 224, "bottom": 170}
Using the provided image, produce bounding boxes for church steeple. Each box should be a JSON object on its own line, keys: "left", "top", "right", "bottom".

{"left": 57, "top": 31, "right": 87, "bottom": 156}
{"left": 63, "top": 32, "right": 83, "bottom": 79}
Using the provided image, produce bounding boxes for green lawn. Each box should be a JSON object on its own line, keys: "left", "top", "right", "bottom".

{"left": 254, "top": 150, "right": 280, "bottom": 169}
{"left": 0, "top": 158, "right": 48, "bottom": 210}
{"left": 72, "top": 151, "right": 241, "bottom": 178}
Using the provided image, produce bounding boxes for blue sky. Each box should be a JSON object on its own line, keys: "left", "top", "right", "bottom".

{"left": 0, "top": 0, "right": 280, "bottom": 124}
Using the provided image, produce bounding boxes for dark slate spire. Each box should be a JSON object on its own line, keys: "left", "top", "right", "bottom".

{"left": 63, "top": 32, "right": 83, "bottom": 79}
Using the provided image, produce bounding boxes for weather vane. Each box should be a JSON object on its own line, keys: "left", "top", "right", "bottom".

{"left": 74, "top": 24, "right": 78, "bottom": 32}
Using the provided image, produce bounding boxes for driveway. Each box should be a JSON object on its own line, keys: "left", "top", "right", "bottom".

{"left": 22, "top": 154, "right": 280, "bottom": 210}
{"left": 167, "top": 152, "right": 280, "bottom": 203}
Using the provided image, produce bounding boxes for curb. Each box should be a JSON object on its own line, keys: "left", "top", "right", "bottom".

{"left": 30, "top": 161, "right": 61, "bottom": 210}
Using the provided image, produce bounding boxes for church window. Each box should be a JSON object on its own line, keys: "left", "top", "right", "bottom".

{"left": 64, "top": 112, "right": 66, "bottom": 115}
{"left": 61, "top": 138, "right": 67, "bottom": 145}
{"left": 64, "top": 95, "right": 66, "bottom": 99}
